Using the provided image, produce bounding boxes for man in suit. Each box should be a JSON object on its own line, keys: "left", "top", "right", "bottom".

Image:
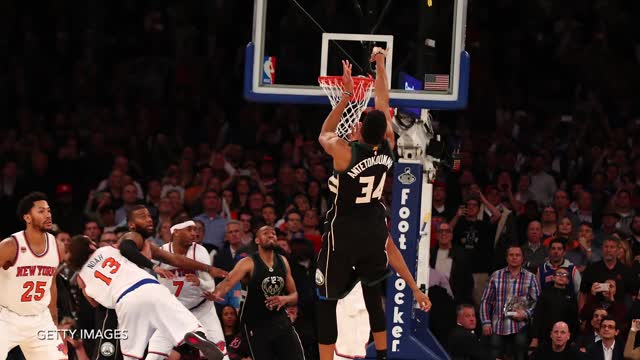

{"left": 448, "top": 304, "right": 491, "bottom": 360}
{"left": 585, "top": 317, "right": 624, "bottom": 360}
{"left": 577, "top": 307, "right": 608, "bottom": 352}
{"left": 430, "top": 221, "right": 474, "bottom": 304}
{"left": 213, "top": 220, "right": 250, "bottom": 274}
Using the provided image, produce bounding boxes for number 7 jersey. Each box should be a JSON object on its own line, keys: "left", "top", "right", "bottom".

{"left": 327, "top": 140, "right": 394, "bottom": 214}
{"left": 77, "top": 246, "right": 157, "bottom": 309}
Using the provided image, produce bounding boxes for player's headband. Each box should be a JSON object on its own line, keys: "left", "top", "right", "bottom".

{"left": 170, "top": 220, "right": 196, "bottom": 235}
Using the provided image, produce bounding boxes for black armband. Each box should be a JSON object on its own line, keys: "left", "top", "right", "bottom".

{"left": 119, "top": 239, "right": 155, "bottom": 270}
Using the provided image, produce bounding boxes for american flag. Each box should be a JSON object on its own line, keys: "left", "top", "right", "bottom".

{"left": 424, "top": 74, "right": 450, "bottom": 91}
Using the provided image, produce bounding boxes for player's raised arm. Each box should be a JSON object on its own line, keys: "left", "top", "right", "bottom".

{"left": 204, "top": 257, "right": 254, "bottom": 301}
{"left": 371, "top": 47, "right": 395, "bottom": 150}
{"left": 318, "top": 60, "right": 355, "bottom": 158}
{"left": 149, "top": 241, "right": 228, "bottom": 279}
{"left": 118, "top": 233, "right": 174, "bottom": 278}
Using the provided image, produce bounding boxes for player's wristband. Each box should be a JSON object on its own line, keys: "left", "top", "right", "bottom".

{"left": 343, "top": 91, "right": 353, "bottom": 98}
{"left": 373, "top": 51, "right": 386, "bottom": 58}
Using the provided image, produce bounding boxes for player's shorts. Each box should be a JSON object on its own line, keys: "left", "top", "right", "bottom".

{"left": 316, "top": 215, "right": 391, "bottom": 300}
{"left": 242, "top": 321, "right": 305, "bottom": 360}
{"left": 114, "top": 280, "right": 204, "bottom": 359}
{"left": 0, "top": 306, "right": 68, "bottom": 360}
{"left": 146, "top": 300, "right": 227, "bottom": 360}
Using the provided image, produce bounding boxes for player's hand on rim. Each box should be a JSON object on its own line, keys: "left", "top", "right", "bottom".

{"left": 341, "top": 60, "right": 354, "bottom": 95}
{"left": 370, "top": 47, "right": 388, "bottom": 62}
{"left": 265, "top": 295, "right": 287, "bottom": 310}
{"left": 153, "top": 265, "right": 175, "bottom": 279}
{"left": 413, "top": 289, "right": 432, "bottom": 312}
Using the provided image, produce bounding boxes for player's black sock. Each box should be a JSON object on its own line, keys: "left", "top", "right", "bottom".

{"left": 376, "top": 349, "right": 387, "bottom": 360}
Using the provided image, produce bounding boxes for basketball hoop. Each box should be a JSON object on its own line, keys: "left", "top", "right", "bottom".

{"left": 318, "top": 76, "right": 375, "bottom": 139}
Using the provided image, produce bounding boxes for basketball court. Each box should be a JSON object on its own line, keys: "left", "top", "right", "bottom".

{"left": 244, "top": 1, "right": 470, "bottom": 358}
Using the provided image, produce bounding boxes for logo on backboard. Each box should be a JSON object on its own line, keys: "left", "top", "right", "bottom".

{"left": 263, "top": 56, "right": 276, "bottom": 84}
{"left": 398, "top": 168, "right": 416, "bottom": 185}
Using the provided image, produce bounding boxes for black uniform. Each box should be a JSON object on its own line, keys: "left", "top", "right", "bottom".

{"left": 240, "top": 253, "right": 305, "bottom": 360}
{"left": 316, "top": 140, "right": 394, "bottom": 300}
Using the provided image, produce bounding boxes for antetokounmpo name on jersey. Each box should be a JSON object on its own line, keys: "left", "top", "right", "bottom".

{"left": 347, "top": 154, "right": 393, "bottom": 179}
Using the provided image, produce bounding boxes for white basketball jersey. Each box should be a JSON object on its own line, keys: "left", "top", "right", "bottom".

{"left": 157, "top": 242, "right": 214, "bottom": 309}
{"left": 78, "top": 246, "right": 156, "bottom": 309}
{"left": 0, "top": 231, "right": 60, "bottom": 316}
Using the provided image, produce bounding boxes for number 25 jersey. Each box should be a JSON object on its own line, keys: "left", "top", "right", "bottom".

{"left": 78, "top": 246, "right": 156, "bottom": 309}
{"left": 327, "top": 140, "right": 394, "bottom": 217}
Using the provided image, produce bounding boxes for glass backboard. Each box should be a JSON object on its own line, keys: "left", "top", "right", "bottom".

{"left": 244, "top": 0, "right": 469, "bottom": 110}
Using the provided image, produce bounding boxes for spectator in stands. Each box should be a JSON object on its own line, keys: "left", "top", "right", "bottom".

{"left": 553, "top": 190, "right": 580, "bottom": 229}
{"left": 577, "top": 307, "right": 608, "bottom": 351}
{"left": 523, "top": 221, "right": 548, "bottom": 273}
{"left": 214, "top": 220, "right": 249, "bottom": 275}
{"left": 580, "top": 279, "right": 628, "bottom": 338}
{"left": 83, "top": 220, "right": 103, "bottom": 243}
{"left": 530, "top": 267, "right": 579, "bottom": 350}
{"left": 452, "top": 196, "right": 498, "bottom": 305}
{"left": 430, "top": 221, "right": 474, "bottom": 304}
{"left": 624, "top": 319, "right": 640, "bottom": 360}
{"left": 614, "top": 190, "right": 635, "bottom": 235}
{"left": 584, "top": 317, "right": 624, "bottom": 360}
{"left": 580, "top": 236, "right": 635, "bottom": 309}
{"left": 480, "top": 245, "right": 539, "bottom": 360}
{"left": 193, "top": 219, "right": 205, "bottom": 244}
{"left": 595, "top": 210, "right": 621, "bottom": 248}
{"left": 629, "top": 215, "right": 640, "bottom": 256}
{"left": 238, "top": 210, "right": 254, "bottom": 246}
{"left": 567, "top": 222, "right": 602, "bottom": 272}
{"left": 432, "top": 182, "right": 455, "bottom": 221}
{"left": 531, "top": 321, "right": 579, "bottom": 360}
{"left": 261, "top": 204, "right": 278, "bottom": 227}
{"left": 220, "top": 305, "right": 251, "bottom": 360}
{"left": 98, "top": 232, "right": 118, "bottom": 247}
{"left": 115, "top": 183, "right": 141, "bottom": 224}
{"left": 448, "top": 304, "right": 491, "bottom": 360}
{"left": 195, "top": 189, "right": 228, "bottom": 252}
{"left": 528, "top": 153, "right": 557, "bottom": 206}
{"left": 541, "top": 207, "right": 558, "bottom": 239}
{"left": 537, "top": 239, "right": 581, "bottom": 295}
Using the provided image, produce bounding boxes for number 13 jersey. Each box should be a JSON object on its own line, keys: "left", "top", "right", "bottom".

{"left": 78, "top": 246, "right": 156, "bottom": 309}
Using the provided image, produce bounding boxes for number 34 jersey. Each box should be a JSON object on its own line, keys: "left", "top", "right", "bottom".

{"left": 78, "top": 246, "right": 156, "bottom": 309}
{"left": 327, "top": 140, "right": 394, "bottom": 218}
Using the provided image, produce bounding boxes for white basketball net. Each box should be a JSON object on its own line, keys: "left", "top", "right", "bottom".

{"left": 319, "top": 76, "right": 375, "bottom": 139}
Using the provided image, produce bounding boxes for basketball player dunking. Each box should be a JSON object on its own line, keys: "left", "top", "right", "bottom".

{"left": 146, "top": 220, "right": 228, "bottom": 360}
{"left": 204, "top": 226, "right": 305, "bottom": 360}
{"left": 0, "top": 192, "right": 68, "bottom": 359}
{"left": 316, "top": 49, "right": 431, "bottom": 360}
{"left": 67, "top": 234, "right": 225, "bottom": 360}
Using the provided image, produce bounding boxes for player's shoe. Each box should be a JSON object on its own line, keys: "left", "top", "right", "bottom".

{"left": 184, "top": 331, "right": 224, "bottom": 360}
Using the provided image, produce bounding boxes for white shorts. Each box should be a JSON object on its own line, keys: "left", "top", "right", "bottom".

{"left": 0, "top": 307, "right": 68, "bottom": 360}
{"left": 115, "top": 282, "right": 203, "bottom": 359}
{"left": 336, "top": 282, "right": 370, "bottom": 359}
{"left": 146, "top": 300, "right": 228, "bottom": 360}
